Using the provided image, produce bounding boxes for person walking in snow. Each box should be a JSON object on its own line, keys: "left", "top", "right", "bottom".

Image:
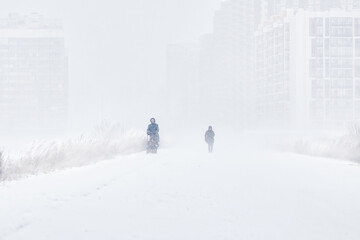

{"left": 205, "top": 126, "right": 215, "bottom": 153}
{"left": 147, "top": 118, "right": 159, "bottom": 153}
{"left": 147, "top": 118, "right": 159, "bottom": 141}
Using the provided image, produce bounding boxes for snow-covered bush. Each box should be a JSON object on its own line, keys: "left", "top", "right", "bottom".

{"left": 0, "top": 121, "right": 147, "bottom": 181}
{"left": 294, "top": 123, "right": 360, "bottom": 162}
{"left": 348, "top": 122, "right": 360, "bottom": 137}
{"left": 0, "top": 152, "right": 4, "bottom": 181}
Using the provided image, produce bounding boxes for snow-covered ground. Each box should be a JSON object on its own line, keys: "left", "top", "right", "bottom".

{"left": 1, "top": 137, "right": 360, "bottom": 240}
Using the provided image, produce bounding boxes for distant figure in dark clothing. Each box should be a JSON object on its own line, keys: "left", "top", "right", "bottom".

{"left": 205, "top": 126, "right": 215, "bottom": 153}
{"left": 147, "top": 118, "right": 159, "bottom": 142}
{"left": 147, "top": 118, "right": 159, "bottom": 153}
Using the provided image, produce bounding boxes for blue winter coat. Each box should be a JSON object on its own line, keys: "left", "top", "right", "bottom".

{"left": 205, "top": 130, "right": 215, "bottom": 143}
{"left": 147, "top": 123, "right": 159, "bottom": 141}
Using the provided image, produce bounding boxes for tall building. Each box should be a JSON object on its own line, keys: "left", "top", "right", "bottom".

{"left": 197, "top": 0, "right": 260, "bottom": 128}
{"left": 255, "top": 9, "right": 360, "bottom": 129}
{"left": 165, "top": 0, "right": 261, "bottom": 128}
{"left": 0, "top": 13, "right": 68, "bottom": 135}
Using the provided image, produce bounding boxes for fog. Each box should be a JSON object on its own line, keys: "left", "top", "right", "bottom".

{"left": 1, "top": 0, "right": 360, "bottom": 153}
{"left": 2, "top": 2, "right": 360, "bottom": 239}
{"left": 0, "top": 0, "right": 221, "bottom": 135}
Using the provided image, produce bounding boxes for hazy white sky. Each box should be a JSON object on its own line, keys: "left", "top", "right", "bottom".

{"left": 1, "top": 0, "right": 221, "bottom": 131}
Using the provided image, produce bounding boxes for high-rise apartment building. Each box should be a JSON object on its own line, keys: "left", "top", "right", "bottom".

{"left": 255, "top": 9, "right": 360, "bottom": 129}
{"left": 197, "top": 0, "right": 260, "bottom": 128}
{"left": 0, "top": 13, "right": 68, "bottom": 134}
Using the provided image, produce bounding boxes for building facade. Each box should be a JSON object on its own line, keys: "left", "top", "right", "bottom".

{"left": 197, "top": 0, "right": 260, "bottom": 128}
{"left": 0, "top": 14, "right": 68, "bottom": 134}
{"left": 255, "top": 9, "right": 360, "bottom": 129}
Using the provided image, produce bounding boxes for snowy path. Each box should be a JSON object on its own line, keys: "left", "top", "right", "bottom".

{"left": 1, "top": 140, "right": 360, "bottom": 240}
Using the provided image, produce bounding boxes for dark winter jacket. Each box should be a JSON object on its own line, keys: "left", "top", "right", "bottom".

{"left": 205, "top": 130, "right": 215, "bottom": 143}
{"left": 147, "top": 123, "right": 159, "bottom": 141}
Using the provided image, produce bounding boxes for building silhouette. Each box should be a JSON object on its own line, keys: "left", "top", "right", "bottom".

{"left": 197, "top": 0, "right": 260, "bottom": 128}
{"left": 0, "top": 13, "right": 68, "bottom": 135}
{"left": 255, "top": 9, "right": 360, "bottom": 129}
{"left": 166, "top": 0, "right": 360, "bottom": 130}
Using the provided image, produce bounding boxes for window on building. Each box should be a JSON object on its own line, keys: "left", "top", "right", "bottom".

{"left": 325, "top": 18, "right": 329, "bottom": 36}
{"left": 356, "top": 39, "right": 360, "bottom": 57}
{"left": 325, "top": 60, "right": 330, "bottom": 78}
{"left": 331, "top": 79, "right": 353, "bottom": 88}
{"left": 355, "top": 18, "right": 360, "bottom": 36}
{"left": 310, "top": 18, "right": 323, "bottom": 36}
{"left": 312, "top": 79, "right": 324, "bottom": 88}
{"left": 312, "top": 38, "right": 323, "bottom": 46}
{"left": 330, "top": 38, "right": 353, "bottom": 47}
{"left": 355, "top": 60, "right": 360, "bottom": 78}
{"left": 324, "top": 39, "right": 329, "bottom": 57}
{"left": 331, "top": 59, "right": 353, "bottom": 68}
{"left": 310, "top": 59, "right": 323, "bottom": 77}
{"left": 330, "top": 27, "right": 353, "bottom": 37}
{"left": 356, "top": 80, "right": 360, "bottom": 98}
{"left": 330, "top": 17, "right": 353, "bottom": 26}
{"left": 325, "top": 80, "right": 330, "bottom": 97}
{"left": 330, "top": 47, "right": 353, "bottom": 57}
{"left": 312, "top": 45, "right": 324, "bottom": 58}
{"left": 330, "top": 69, "right": 353, "bottom": 78}
{"left": 312, "top": 88, "right": 324, "bottom": 98}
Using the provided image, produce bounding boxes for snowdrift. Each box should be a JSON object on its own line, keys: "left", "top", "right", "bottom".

{"left": 0, "top": 122, "right": 147, "bottom": 181}
{"left": 294, "top": 125, "right": 360, "bottom": 163}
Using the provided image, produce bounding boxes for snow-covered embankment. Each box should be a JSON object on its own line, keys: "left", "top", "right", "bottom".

{"left": 0, "top": 122, "right": 147, "bottom": 181}
{"left": 294, "top": 125, "right": 360, "bottom": 162}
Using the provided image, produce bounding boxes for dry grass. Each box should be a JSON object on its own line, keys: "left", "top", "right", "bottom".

{"left": 0, "top": 121, "right": 147, "bottom": 181}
